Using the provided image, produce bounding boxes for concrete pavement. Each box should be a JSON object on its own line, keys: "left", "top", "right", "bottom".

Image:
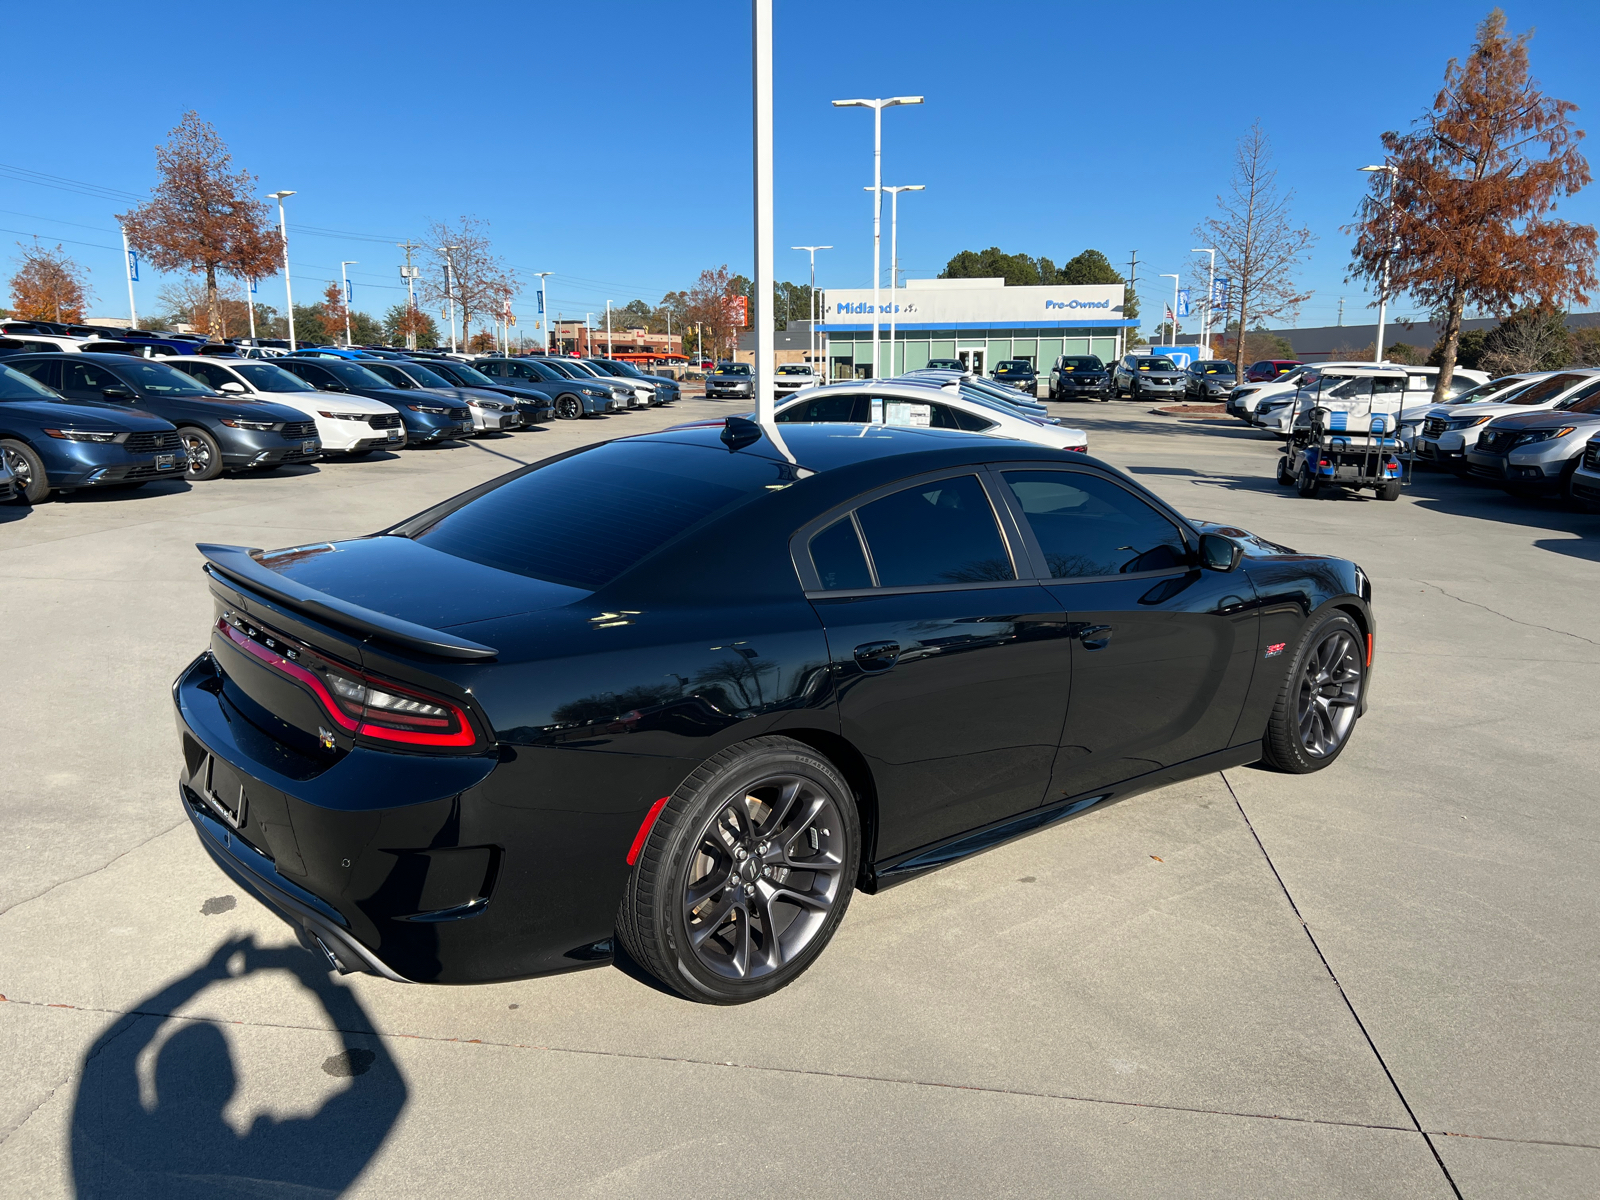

{"left": 2, "top": 398, "right": 1594, "bottom": 1197}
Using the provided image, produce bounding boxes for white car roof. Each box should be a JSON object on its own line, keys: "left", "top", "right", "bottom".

{"left": 774, "top": 381, "right": 1087, "bottom": 448}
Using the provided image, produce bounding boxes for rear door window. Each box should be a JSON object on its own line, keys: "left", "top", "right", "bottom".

{"left": 854, "top": 475, "right": 1015, "bottom": 587}
{"left": 1003, "top": 471, "right": 1189, "bottom": 578}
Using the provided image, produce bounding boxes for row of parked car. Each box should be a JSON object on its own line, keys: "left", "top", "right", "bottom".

{"left": 0, "top": 319, "right": 681, "bottom": 504}
{"left": 1220, "top": 356, "right": 1600, "bottom": 506}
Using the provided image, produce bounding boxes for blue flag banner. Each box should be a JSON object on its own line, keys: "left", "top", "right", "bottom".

{"left": 537, "top": 290, "right": 545, "bottom": 314}
{"left": 345, "top": 279, "right": 354, "bottom": 303}
{"left": 249, "top": 278, "right": 258, "bottom": 294}
{"left": 1177, "top": 288, "right": 1191, "bottom": 318}
{"left": 1212, "top": 277, "right": 1230, "bottom": 309}
{"left": 127, "top": 250, "right": 139, "bottom": 283}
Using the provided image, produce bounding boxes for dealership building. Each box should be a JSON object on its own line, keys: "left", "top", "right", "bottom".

{"left": 816, "top": 278, "right": 1136, "bottom": 378}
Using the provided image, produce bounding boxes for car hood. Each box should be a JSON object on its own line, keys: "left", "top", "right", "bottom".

{"left": 354, "top": 386, "right": 445, "bottom": 407}
{"left": 253, "top": 535, "right": 589, "bottom": 629}
{"left": 1436, "top": 398, "right": 1562, "bottom": 420}
{"left": 0, "top": 397, "right": 175, "bottom": 430}
{"left": 265, "top": 389, "right": 397, "bottom": 416}
{"left": 1485, "top": 409, "right": 1600, "bottom": 431}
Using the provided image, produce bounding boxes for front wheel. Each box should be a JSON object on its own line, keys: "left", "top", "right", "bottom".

{"left": 553, "top": 394, "right": 583, "bottom": 420}
{"left": 2, "top": 439, "right": 49, "bottom": 503}
{"left": 180, "top": 427, "right": 223, "bottom": 481}
{"left": 618, "top": 736, "right": 861, "bottom": 1005}
{"left": 1277, "top": 456, "right": 1295, "bottom": 486}
{"left": 1261, "top": 612, "right": 1365, "bottom": 773}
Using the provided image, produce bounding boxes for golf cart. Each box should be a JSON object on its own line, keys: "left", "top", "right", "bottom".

{"left": 1276, "top": 368, "right": 1407, "bottom": 500}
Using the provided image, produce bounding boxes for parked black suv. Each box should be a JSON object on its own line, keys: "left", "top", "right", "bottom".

{"left": 1047, "top": 355, "right": 1111, "bottom": 401}
{"left": 5, "top": 353, "right": 318, "bottom": 480}
{"left": 991, "top": 359, "right": 1038, "bottom": 395}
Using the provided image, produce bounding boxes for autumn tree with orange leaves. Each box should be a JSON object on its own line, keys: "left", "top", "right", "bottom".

{"left": 8, "top": 242, "right": 92, "bottom": 323}
{"left": 319, "top": 280, "right": 350, "bottom": 345}
{"left": 1349, "top": 10, "right": 1596, "bottom": 402}
{"left": 118, "top": 112, "right": 282, "bottom": 343}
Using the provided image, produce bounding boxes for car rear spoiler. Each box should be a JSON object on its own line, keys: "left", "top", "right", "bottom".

{"left": 196, "top": 542, "right": 499, "bottom": 661}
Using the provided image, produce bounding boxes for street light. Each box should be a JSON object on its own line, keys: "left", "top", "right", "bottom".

{"left": 831, "top": 95, "right": 924, "bottom": 380}
{"left": 1160, "top": 273, "right": 1180, "bottom": 346}
{"left": 791, "top": 245, "right": 832, "bottom": 376}
{"left": 605, "top": 299, "right": 612, "bottom": 357}
{"left": 339, "top": 261, "right": 358, "bottom": 346}
{"left": 1361, "top": 164, "right": 1399, "bottom": 363}
{"left": 585, "top": 313, "right": 594, "bottom": 357}
{"left": 267, "top": 191, "right": 296, "bottom": 352}
{"left": 533, "top": 271, "right": 552, "bottom": 353}
{"left": 867, "top": 185, "right": 923, "bottom": 376}
{"left": 1190, "top": 247, "right": 1215, "bottom": 357}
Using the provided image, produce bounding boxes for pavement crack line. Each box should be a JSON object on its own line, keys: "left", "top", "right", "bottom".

{"left": 7, "top": 994, "right": 1596, "bottom": 1153}
{"left": 0, "top": 820, "right": 186, "bottom": 919}
{"left": 1221, "top": 771, "right": 1466, "bottom": 1198}
{"left": 1415, "top": 580, "right": 1600, "bottom": 648}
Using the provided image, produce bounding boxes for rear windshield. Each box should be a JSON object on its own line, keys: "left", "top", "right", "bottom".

{"left": 405, "top": 440, "right": 790, "bottom": 589}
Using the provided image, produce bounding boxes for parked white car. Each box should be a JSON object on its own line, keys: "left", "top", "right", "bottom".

{"left": 1413, "top": 370, "right": 1600, "bottom": 470}
{"left": 161, "top": 355, "right": 407, "bottom": 456}
{"left": 1254, "top": 365, "right": 1413, "bottom": 436}
{"left": 773, "top": 363, "right": 823, "bottom": 395}
{"left": 1569, "top": 430, "right": 1600, "bottom": 510}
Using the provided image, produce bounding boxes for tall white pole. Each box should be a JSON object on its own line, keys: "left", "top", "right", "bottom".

{"left": 339, "top": 261, "right": 357, "bottom": 346}
{"left": 792, "top": 246, "right": 830, "bottom": 376}
{"left": 1160, "top": 273, "right": 1180, "bottom": 347}
{"left": 1191, "top": 248, "right": 1215, "bottom": 356}
{"left": 1361, "top": 164, "right": 1398, "bottom": 363}
{"left": 606, "top": 299, "right": 612, "bottom": 357}
{"left": 247, "top": 279, "right": 256, "bottom": 340}
{"left": 440, "top": 246, "right": 460, "bottom": 352}
{"left": 753, "top": 0, "right": 775, "bottom": 422}
{"left": 269, "top": 192, "right": 296, "bottom": 351}
{"left": 873, "top": 187, "right": 922, "bottom": 378}
{"left": 119, "top": 225, "right": 138, "bottom": 330}
{"left": 535, "top": 272, "right": 551, "bottom": 353}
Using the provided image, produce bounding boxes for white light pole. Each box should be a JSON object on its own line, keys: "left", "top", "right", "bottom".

{"left": 605, "top": 299, "right": 612, "bottom": 357}
{"left": 832, "top": 94, "right": 923, "bottom": 380}
{"left": 339, "top": 261, "right": 357, "bottom": 346}
{"left": 534, "top": 271, "right": 551, "bottom": 353}
{"left": 791, "top": 245, "right": 831, "bottom": 375}
{"left": 1361, "top": 164, "right": 1399, "bottom": 363}
{"left": 439, "top": 245, "right": 461, "bottom": 352}
{"left": 267, "top": 191, "right": 296, "bottom": 351}
{"left": 868, "top": 185, "right": 923, "bottom": 377}
{"left": 246, "top": 278, "right": 257, "bottom": 340}
{"left": 1160, "top": 273, "right": 1180, "bottom": 346}
{"left": 1190, "top": 247, "right": 1215, "bottom": 357}
{"left": 119, "top": 225, "right": 138, "bottom": 330}
{"left": 585, "top": 313, "right": 594, "bottom": 357}
{"left": 752, "top": 0, "right": 777, "bottom": 421}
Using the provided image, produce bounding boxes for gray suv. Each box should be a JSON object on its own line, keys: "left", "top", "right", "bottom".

{"left": 1113, "top": 353, "right": 1186, "bottom": 400}
{"left": 1464, "top": 377, "right": 1600, "bottom": 500}
{"left": 705, "top": 362, "right": 754, "bottom": 398}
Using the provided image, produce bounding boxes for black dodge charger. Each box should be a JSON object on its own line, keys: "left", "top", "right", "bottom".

{"left": 173, "top": 420, "right": 1376, "bottom": 1003}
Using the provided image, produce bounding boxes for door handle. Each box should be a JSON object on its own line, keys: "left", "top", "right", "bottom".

{"left": 1075, "top": 624, "right": 1113, "bottom": 650}
{"left": 852, "top": 640, "right": 901, "bottom": 672}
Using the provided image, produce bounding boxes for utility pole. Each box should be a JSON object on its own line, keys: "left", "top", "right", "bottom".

{"left": 1126, "top": 250, "right": 1140, "bottom": 356}
{"left": 1337, "top": 296, "right": 1345, "bottom": 327}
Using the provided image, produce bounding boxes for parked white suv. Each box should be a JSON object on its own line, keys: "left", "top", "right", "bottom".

{"left": 1413, "top": 370, "right": 1600, "bottom": 471}
{"left": 1569, "top": 431, "right": 1600, "bottom": 510}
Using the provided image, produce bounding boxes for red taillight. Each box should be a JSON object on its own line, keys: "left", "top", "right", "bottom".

{"left": 216, "top": 617, "right": 481, "bottom": 750}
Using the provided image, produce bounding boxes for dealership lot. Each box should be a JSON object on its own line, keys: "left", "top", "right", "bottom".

{"left": 1, "top": 401, "right": 1595, "bottom": 1198}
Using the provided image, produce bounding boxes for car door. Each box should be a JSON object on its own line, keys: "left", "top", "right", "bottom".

{"left": 797, "top": 469, "right": 1075, "bottom": 857}
{"left": 992, "top": 467, "right": 1260, "bottom": 802}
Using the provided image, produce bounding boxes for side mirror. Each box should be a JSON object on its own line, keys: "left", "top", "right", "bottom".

{"left": 1199, "top": 533, "right": 1243, "bottom": 572}
{"left": 101, "top": 386, "right": 135, "bottom": 401}
{"left": 219, "top": 381, "right": 247, "bottom": 394}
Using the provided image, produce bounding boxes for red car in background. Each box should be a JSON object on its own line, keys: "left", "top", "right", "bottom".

{"left": 1246, "top": 359, "right": 1302, "bottom": 382}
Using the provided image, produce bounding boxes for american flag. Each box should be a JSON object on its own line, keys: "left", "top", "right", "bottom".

{"left": 1164, "top": 304, "right": 1175, "bottom": 321}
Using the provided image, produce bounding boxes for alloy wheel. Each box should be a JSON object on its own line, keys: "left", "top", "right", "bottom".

{"left": 181, "top": 432, "right": 212, "bottom": 477}
{"left": 1296, "top": 630, "right": 1361, "bottom": 757}
{"left": 3, "top": 445, "right": 33, "bottom": 491}
{"left": 555, "top": 395, "right": 582, "bottom": 420}
{"left": 681, "top": 775, "right": 847, "bottom": 981}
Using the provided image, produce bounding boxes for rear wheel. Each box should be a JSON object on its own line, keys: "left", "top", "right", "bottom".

{"left": 1295, "top": 462, "right": 1320, "bottom": 497}
{"left": 1, "top": 439, "right": 49, "bottom": 504}
{"left": 180, "top": 427, "right": 223, "bottom": 481}
{"left": 618, "top": 736, "right": 860, "bottom": 1005}
{"left": 1377, "top": 480, "right": 1402, "bottom": 501}
{"left": 1261, "top": 612, "right": 1365, "bottom": 773}
{"left": 554, "top": 394, "right": 583, "bottom": 420}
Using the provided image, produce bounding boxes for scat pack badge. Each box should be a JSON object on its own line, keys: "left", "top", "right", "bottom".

{"left": 1264, "top": 643, "right": 1287, "bottom": 658}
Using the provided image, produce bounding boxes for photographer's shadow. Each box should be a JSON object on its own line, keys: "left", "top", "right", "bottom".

{"left": 71, "top": 935, "right": 407, "bottom": 1199}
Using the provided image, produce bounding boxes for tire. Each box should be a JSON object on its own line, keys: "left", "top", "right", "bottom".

{"left": 1, "top": 439, "right": 49, "bottom": 504}
{"left": 1295, "top": 462, "right": 1320, "bottom": 497}
{"left": 1377, "top": 480, "right": 1402, "bottom": 501}
{"left": 618, "top": 735, "right": 861, "bottom": 1005}
{"left": 1276, "top": 456, "right": 1295, "bottom": 486}
{"left": 1261, "top": 612, "right": 1365, "bottom": 773}
{"left": 553, "top": 393, "right": 583, "bottom": 421}
{"left": 180, "top": 427, "right": 223, "bottom": 481}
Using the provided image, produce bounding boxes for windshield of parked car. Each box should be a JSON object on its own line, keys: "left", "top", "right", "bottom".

{"left": 1136, "top": 358, "right": 1176, "bottom": 371}
{"left": 390, "top": 363, "right": 454, "bottom": 388}
{"left": 714, "top": 364, "right": 751, "bottom": 375}
{"left": 1058, "top": 357, "right": 1103, "bottom": 370}
{"left": 1503, "top": 373, "right": 1587, "bottom": 405}
{"left": 0, "top": 362, "right": 60, "bottom": 400}
{"left": 438, "top": 362, "right": 498, "bottom": 388}
{"left": 115, "top": 360, "right": 218, "bottom": 396}
{"left": 600, "top": 359, "right": 650, "bottom": 379}
{"left": 232, "top": 362, "right": 315, "bottom": 392}
{"left": 964, "top": 377, "right": 1034, "bottom": 405}
{"left": 405, "top": 439, "right": 794, "bottom": 590}
{"left": 777, "top": 365, "right": 814, "bottom": 375}
{"left": 534, "top": 359, "right": 582, "bottom": 378}
{"left": 1452, "top": 375, "right": 1531, "bottom": 404}
{"left": 1196, "top": 361, "right": 1234, "bottom": 374}
{"left": 516, "top": 360, "right": 565, "bottom": 382}
{"left": 306, "top": 360, "right": 391, "bottom": 389}
{"left": 995, "top": 361, "right": 1031, "bottom": 374}
{"left": 1554, "top": 381, "right": 1600, "bottom": 412}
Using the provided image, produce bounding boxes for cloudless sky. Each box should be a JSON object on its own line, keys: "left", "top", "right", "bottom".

{"left": 4, "top": 0, "right": 1598, "bottom": 337}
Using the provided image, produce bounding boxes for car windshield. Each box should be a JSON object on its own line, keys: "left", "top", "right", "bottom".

{"left": 231, "top": 362, "right": 315, "bottom": 392}
{"left": 439, "top": 362, "right": 498, "bottom": 387}
{"left": 965, "top": 377, "right": 1034, "bottom": 404}
{"left": 312, "top": 361, "right": 391, "bottom": 389}
{"left": 1059, "top": 357, "right": 1102, "bottom": 370}
{"left": 1198, "top": 361, "right": 1234, "bottom": 374}
{"left": 1453, "top": 375, "right": 1530, "bottom": 403}
{"left": 714, "top": 364, "right": 751, "bottom": 375}
{"left": 1503, "top": 373, "right": 1588, "bottom": 405}
{"left": 0, "top": 363, "right": 60, "bottom": 400}
{"left": 1554, "top": 383, "right": 1600, "bottom": 412}
{"left": 519, "top": 360, "right": 565, "bottom": 381}
{"left": 956, "top": 385, "right": 1031, "bottom": 420}
{"left": 777, "top": 365, "right": 813, "bottom": 375}
{"left": 538, "top": 359, "right": 583, "bottom": 378}
{"left": 995, "top": 362, "right": 1030, "bottom": 374}
{"left": 405, "top": 439, "right": 794, "bottom": 590}
{"left": 117, "top": 360, "right": 217, "bottom": 396}
{"left": 394, "top": 363, "right": 455, "bottom": 388}
{"left": 603, "top": 360, "right": 649, "bottom": 379}
{"left": 1136, "top": 358, "right": 1176, "bottom": 371}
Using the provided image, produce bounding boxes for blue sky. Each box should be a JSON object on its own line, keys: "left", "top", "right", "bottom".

{"left": 4, "top": 0, "right": 1598, "bottom": 337}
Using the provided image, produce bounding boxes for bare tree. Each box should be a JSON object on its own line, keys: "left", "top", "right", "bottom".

{"left": 1349, "top": 10, "right": 1595, "bottom": 401}
{"left": 117, "top": 112, "right": 281, "bottom": 343}
{"left": 8, "top": 241, "right": 92, "bottom": 322}
{"left": 1196, "top": 122, "right": 1317, "bottom": 377}
{"left": 1479, "top": 307, "right": 1575, "bottom": 375}
{"left": 422, "top": 218, "right": 509, "bottom": 350}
